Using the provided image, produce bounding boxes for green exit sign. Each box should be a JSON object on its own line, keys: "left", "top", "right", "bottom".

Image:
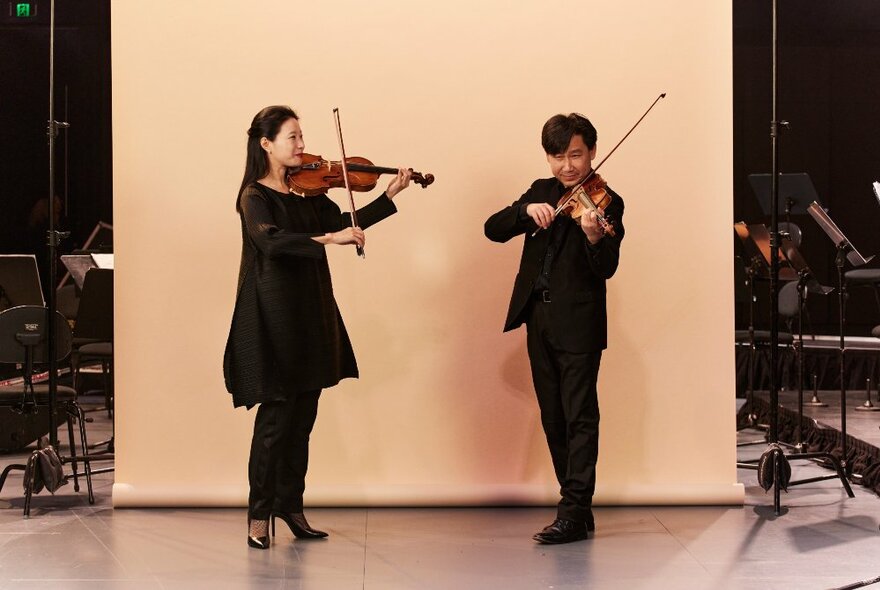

{"left": 15, "top": 2, "right": 35, "bottom": 17}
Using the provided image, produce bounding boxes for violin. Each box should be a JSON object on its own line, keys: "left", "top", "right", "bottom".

{"left": 532, "top": 92, "right": 667, "bottom": 238}
{"left": 287, "top": 153, "right": 435, "bottom": 197}
{"left": 556, "top": 173, "right": 617, "bottom": 237}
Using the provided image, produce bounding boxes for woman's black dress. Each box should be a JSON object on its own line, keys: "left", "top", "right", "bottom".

{"left": 223, "top": 183, "right": 397, "bottom": 407}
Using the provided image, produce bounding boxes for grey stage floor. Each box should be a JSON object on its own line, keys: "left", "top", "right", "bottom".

{"left": 1, "top": 406, "right": 880, "bottom": 589}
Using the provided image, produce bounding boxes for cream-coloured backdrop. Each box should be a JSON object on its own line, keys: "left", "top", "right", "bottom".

{"left": 111, "top": 0, "right": 741, "bottom": 506}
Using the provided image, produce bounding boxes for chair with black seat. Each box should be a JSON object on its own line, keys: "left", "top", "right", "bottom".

{"left": 873, "top": 325, "right": 880, "bottom": 402}
{"left": 844, "top": 268, "right": 880, "bottom": 316}
{"left": 0, "top": 305, "right": 93, "bottom": 514}
{"left": 55, "top": 283, "right": 80, "bottom": 324}
{"left": 735, "top": 272, "right": 796, "bottom": 437}
{"left": 71, "top": 268, "right": 113, "bottom": 425}
{"left": 843, "top": 265, "right": 880, "bottom": 402}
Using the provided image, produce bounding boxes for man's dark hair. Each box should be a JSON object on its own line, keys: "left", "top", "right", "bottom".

{"left": 541, "top": 113, "right": 597, "bottom": 155}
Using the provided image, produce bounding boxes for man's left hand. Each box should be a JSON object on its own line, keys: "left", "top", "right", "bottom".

{"left": 580, "top": 207, "right": 605, "bottom": 244}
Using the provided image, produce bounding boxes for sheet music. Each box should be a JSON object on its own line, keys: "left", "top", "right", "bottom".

{"left": 807, "top": 201, "right": 873, "bottom": 267}
{"left": 60, "top": 255, "right": 94, "bottom": 289}
{"left": 91, "top": 253, "right": 114, "bottom": 269}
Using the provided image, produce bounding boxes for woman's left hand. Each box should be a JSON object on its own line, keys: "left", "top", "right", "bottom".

{"left": 386, "top": 167, "right": 413, "bottom": 200}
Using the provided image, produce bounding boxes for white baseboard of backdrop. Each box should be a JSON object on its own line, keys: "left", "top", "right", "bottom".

{"left": 112, "top": 482, "right": 744, "bottom": 508}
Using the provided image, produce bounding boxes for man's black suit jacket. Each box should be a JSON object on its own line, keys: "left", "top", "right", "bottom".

{"left": 484, "top": 177, "right": 625, "bottom": 353}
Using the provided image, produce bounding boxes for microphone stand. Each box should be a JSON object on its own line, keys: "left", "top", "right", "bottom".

{"left": 43, "top": 0, "right": 113, "bottom": 502}
{"left": 835, "top": 244, "right": 848, "bottom": 469}
{"left": 792, "top": 270, "right": 807, "bottom": 451}
{"left": 766, "top": 0, "right": 786, "bottom": 515}
{"left": 755, "top": 0, "right": 853, "bottom": 515}
{"left": 46, "top": 0, "right": 69, "bottom": 451}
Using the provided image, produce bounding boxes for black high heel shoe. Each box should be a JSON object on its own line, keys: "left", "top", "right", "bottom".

{"left": 247, "top": 518, "right": 270, "bottom": 549}
{"left": 270, "top": 511, "right": 328, "bottom": 539}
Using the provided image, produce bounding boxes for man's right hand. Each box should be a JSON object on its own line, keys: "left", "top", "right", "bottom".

{"left": 526, "top": 203, "right": 556, "bottom": 229}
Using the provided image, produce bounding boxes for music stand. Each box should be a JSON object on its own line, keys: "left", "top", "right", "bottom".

{"left": 780, "top": 236, "right": 833, "bottom": 296}
{"left": 735, "top": 223, "right": 788, "bottom": 431}
{"left": 734, "top": 223, "right": 769, "bottom": 438}
{"left": 75, "top": 269, "right": 113, "bottom": 342}
{"left": 57, "top": 221, "right": 113, "bottom": 289}
{"left": 734, "top": 224, "right": 825, "bottom": 417}
{"left": 808, "top": 201, "right": 874, "bottom": 476}
{"left": 735, "top": 225, "right": 853, "bottom": 497}
{"left": 72, "top": 268, "right": 115, "bottom": 460}
{"left": 61, "top": 253, "right": 114, "bottom": 290}
{"left": 734, "top": 223, "right": 799, "bottom": 443}
{"left": 0, "top": 255, "right": 45, "bottom": 312}
{"left": 778, "top": 235, "right": 833, "bottom": 449}
{"left": 749, "top": 173, "right": 821, "bottom": 225}
{"left": 735, "top": 222, "right": 798, "bottom": 281}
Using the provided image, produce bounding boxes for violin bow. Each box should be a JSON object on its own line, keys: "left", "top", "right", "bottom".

{"left": 533, "top": 92, "right": 667, "bottom": 235}
{"left": 333, "top": 107, "right": 365, "bottom": 258}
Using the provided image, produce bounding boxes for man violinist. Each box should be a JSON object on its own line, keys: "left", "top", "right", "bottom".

{"left": 484, "top": 113, "right": 625, "bottom": 544}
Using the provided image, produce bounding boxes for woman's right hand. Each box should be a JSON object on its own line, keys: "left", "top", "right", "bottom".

{"left": 327, "top": 226, "right": 365, "bottom": 247}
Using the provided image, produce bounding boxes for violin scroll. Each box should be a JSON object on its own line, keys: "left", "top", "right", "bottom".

{"left": 412, "top": 170, "right": 435, "bottom": 189}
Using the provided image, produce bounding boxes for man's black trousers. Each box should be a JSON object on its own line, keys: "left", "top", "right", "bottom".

{"left": 526, "top": 300, "right": 602, "bottom": 523}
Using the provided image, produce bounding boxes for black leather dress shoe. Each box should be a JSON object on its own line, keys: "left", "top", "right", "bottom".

{"left": 271, "top": 511, "right": 328, "bottom": 539}
{"left": 532, "top": 518, "right": 592, "bottom": 544}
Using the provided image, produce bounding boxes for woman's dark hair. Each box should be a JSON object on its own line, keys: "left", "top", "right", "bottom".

{"left": 541, "top": 113, "right": 597, "bottom": 155}
{"left": 236, "top": 105, "right": 299, "bottom": 212}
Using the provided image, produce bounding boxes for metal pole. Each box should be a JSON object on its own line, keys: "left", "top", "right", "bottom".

{"left": 46, "top": 0, "right": 69, "bottom": 449}
{"left": 768, "top": 0, "right": 785, "bottom": 516}
{"left": 46, "top": 0, "right": 58, "bottom": 449}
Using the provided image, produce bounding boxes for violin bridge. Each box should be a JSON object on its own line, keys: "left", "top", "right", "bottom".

{"left": 574, "top": 186, "right": 595, "bottom": 211}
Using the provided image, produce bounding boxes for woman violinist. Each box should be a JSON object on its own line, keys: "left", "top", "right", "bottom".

{"left": 223, "top": 105, "right": 412, "bottom": 549}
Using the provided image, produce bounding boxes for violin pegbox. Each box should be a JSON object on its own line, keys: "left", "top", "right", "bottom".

{"left": 411, "top": 171, "right": 435, "bottom": 188}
